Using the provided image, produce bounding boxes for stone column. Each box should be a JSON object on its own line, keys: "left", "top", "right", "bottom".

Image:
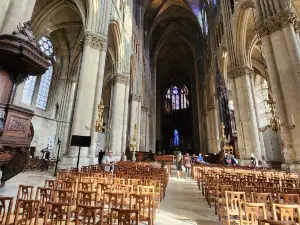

{"left": 65, "top": 32, "right": 103, "bottom": 167}
{"left": 0, "top": 0, "right": 37, "bottom": 34}
{"left": 254, "top": 0, "right": 299, "bottom": 168}
{"left": 128, "top": 94, "right": 141, "bottom": 144}
{"left": 228, "top": 67, "right": 263, "bottom": 160}
{"left": 89, "top": 43, "right": 107, "bottom": 161}
{"left": 109, "top": 74, "right": 129, "bottom": 158}
{"left": 146, "top": 113, "right": 150, "bottom": 152}
{"left": 121, "top": 84, "right": 130, "bottom": 153}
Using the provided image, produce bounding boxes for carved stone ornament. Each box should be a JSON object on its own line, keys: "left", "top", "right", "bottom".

{"left": 113, "top": 74, "right": 129, "bottom": 85}
{"left": 257, "top": 10, "right": 296, "bottom": 37}
{"left": 141, "top": 106, "right": 147, "bottom": 112}
{"left": 228, "top": 66, "right": 253, "bottom": 80}
{"left": 84, "top": 32, "right": 106, "bottom": 51}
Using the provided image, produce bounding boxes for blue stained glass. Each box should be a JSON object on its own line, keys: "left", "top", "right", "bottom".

{"left": 174, "top": 129, "right": 179, "bottom": 146}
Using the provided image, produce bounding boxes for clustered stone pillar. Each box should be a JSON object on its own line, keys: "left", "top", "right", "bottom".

{"left": 90, "top": 41, "right": 107, "bottom": 160}
{"left": 109, "top": 74, "right": 129, "bottom": 158}
{"left": 228, "top": 67, "right": 263, "bottom": 161}
{"left": 207, "top": 104, "right": 218, "bottom": 153}
{"left": 253, "top": 0, "right": 300, "bottom": 170}
{"left": 67, "top": 32, "right": 105, "bottom": 167}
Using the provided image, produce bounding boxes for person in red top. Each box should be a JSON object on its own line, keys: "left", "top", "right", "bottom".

{"left": 183, "top": 152, "right": 192, "bottom": 178}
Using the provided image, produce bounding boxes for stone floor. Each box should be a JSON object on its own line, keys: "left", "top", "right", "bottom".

{"left": 0, "top": 170, "right": 220, "bottom": 225}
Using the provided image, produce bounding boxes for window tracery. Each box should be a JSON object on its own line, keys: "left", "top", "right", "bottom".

{"left": 165, "top": 85, "right": 190, "bottom": 112}
{"left": 36, "top": 37, "right": 55, "bottom": 110}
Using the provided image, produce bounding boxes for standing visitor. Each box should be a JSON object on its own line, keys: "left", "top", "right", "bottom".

{"left": 191, "top": 154, "right": 196, "bottom": 164}
{"left": 40, "top": 146, "right": 50, "bottom": 171}
{"left": 176, "top": 152, "right": 182, "bottom": 178}
{"left": 102, "top": 150, "right": 117, "bottom": 172}
{"left": 250, "top": 154, "right": 258, "bottom": 167}
{"left": 183, "top": 152, "right": 192, "bottom": 178}
{"left": 197, "top": 153, "right": 204, "bottom": 163}
{"left": 223, "top": 153, "right": 232, "bottom": 166}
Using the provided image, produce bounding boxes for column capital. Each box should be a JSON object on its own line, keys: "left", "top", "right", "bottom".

{"left": 256, "top": 10, "right": 296, "bottom": 37}
{"left": 113, "top": 74, "right": 129, "bottom": 85}
{"left": 130, "top": 94, "right": 142, "bottom": 102}
{"left": 228, "top": 66, "right": 253, "bottom": 80}
{"left": 84, "top": 31, "right": 106, "bottom": 51}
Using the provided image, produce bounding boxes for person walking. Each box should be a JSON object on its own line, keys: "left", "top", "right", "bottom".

{"left": 102, "top": 150, "right": 117, "bottom": 173}
{"left": 176, "top": 152, "right": 183, "bottom": 178}
{"left": 183, "top": 152, "right": 192, "bottom": 178}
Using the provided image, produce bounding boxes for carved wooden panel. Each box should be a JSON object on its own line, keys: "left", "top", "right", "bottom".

{"left": 0, "top": 70, "right": 13, "bottom": 104}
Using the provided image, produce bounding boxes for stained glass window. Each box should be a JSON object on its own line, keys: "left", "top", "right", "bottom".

{"left": 21, "top": 76, "right": 37, "bottom": 105}
{"left": 39, "top": 37, "right": 54, "bottom": 57}
{"left": 165, "top": 85, "right": 190, "bottom": 112}
{"left": 35, "top": 37, "right": 55, "bottom": 110}
{"left": 174, "top": 129, "right": 179, "bottom": 146}
{"left": 36, "top": 63, "right": 53, "bottom": 110}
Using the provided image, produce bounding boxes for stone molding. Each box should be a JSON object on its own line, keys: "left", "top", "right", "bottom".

{"left": 113, "top": 74, "right": 129, "bottom": 85}
{"left": 130, "top": 94, "right": 142, "bottom": 102}
{"left": 257, "top": 10, "right": 296, "bottom": 37}
{"left": 228, "top": 66, "right": 253, "bottom": 80}
{"left": 141, "top": 106, "right": 148, "bottom": 112}
{"left": 84, "top": 31, "right": 106, "bottom": 51}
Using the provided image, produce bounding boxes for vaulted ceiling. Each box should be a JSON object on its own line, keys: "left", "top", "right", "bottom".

{"left": 143, "top": 0, "right": 204, "bottom": 89}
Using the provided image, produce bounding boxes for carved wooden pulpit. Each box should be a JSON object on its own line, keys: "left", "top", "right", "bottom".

{"left": 0, "top": 22, "right": 50, "bottom": 185}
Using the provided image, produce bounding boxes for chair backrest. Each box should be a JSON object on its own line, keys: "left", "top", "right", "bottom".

{"left": 78, "top": 182, "right": 94, "bottom": 192}
{"left": 0, "top": 197, "right": 13, "bottom": 225}
{"left": 13, "top": 199, "right": 40, "bottom": 225}
{"left": 77, "top": 191, "right": 98, "bottom": 206}
{"left": 44, "top": 202, "right": 71, "bottom": 225}
{"left": 225, "top": 191, "right": 246, "bottom": 213}
{"left": 110, "top": 208, "right": 139, "bottom": 225}
{"left": 272, "top": 204, "right": 300, "bottom": 223}
{"left": 53, "top": 189, "right": 73, "bottom": 204}
{"left": 103, "top": 192, "right": 124, "bottom": 214}
{"left": 130, "top": 194, "right": 153, "bottom": 221}
{"left": 278, "top": 194, "right": 300, "bottom": 205}
{"left": 35, "top": 187, "right": 54, "bottom": 207}
{"left": 239, "top": 202, "right": 266, "bottom": 224}
{"left": 45, "top": 180, "right": 60, "bottom": 189}
{"left": 17, "top": 185, "right": 34, "bottom": 200}
{"left": 75, "top": 205, "right": 104, "bottom": 225}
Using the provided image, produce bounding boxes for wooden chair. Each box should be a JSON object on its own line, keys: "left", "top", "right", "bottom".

{"left": 110, "top": 208, "right": 139, "bottom": 225}
{"left": 234, "top": 202, "right": 267, "bottom": 225}
{"left": 222, "top": 191, "right": 246, "bottom": 225}
{"left": 277, "top": 194, "right": 300, "bottom": 205}
{"left": 251, "top": 192, "right": 273, "bottom": 219}
{"left": 76, "top": 191, "right": 98, "bottom": 206}
{"left": 0, "top": 197, "right": 13, "bottom": 225}
{"left": 13, "top": 199, "right": 40, "bottom": 225}
{"left": 43, "top": 202, "right": 71, "bottom": 225}
{"left": 216, "top": 185, "right": 233, "bottom": 220}
{"left": 44, "top": 180, "right": 61, "bottom": 189}
{"left": 35, "top": 187, "right": 54, "bottom": 216}
{"left": 271, "top": 204, "right": 300, "bottom": 224}
{"left": 75, "top": 205, "right": 104, "bottom": 225}
{"left": 130, "top": 194, "right": 154, "bottom": 225}
{"left": 52, "top": 189, "right": 74, "bottom": 204}
{"left": 16, "top": 185, "right": 34, "bottom": 200}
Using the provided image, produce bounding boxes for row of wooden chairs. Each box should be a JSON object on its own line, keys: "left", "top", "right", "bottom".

{"left": 193, "top": 164, "right": 300, "bottom": 225}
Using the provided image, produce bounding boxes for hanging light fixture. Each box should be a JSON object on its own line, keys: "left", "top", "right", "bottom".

{"left": 259, "top": 92, "right": 295, "bottom": 133}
